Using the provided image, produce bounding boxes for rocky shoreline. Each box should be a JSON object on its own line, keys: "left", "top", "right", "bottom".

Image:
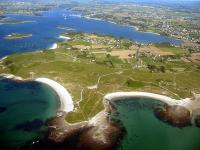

{"left": 28, "top": 92, "right": 200, "bottom": 150}
{"left": 104, "top": 92, "right": 200, "bottom": 128}
{"left": 46, "top": 110, "right": 124, "bottom": 150}
{"left": 154, "top": 105, "right": 191, "bottom": 127}
{"left": 0, "top": 74, "right": 125, "bottom": 149}
{"left": 19, "top": 110, "right": 124, "bottom": 150}
{"left": 1, "top": 75, "right": 200, "bottom": 150}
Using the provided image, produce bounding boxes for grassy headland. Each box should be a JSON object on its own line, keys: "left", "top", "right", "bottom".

{"left": 0, "top": 32, "right": 200, "bottom": 123}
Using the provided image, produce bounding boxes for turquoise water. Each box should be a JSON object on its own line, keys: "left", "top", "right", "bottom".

{"left": 0, "top": 77, "right": 59, "bottom": 150}
{"left": 112, "top": 98, "right": 200, "bottom": 150}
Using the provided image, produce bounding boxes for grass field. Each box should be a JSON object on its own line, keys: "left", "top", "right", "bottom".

{"left": 154, "top": 43, "right": 186, "bottom": 55}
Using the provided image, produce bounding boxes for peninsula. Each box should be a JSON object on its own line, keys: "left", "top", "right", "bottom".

{"left": 0, "top": 32, "right": 200, "bottom": 149}
{"left": 0, "top": 0, "right": 199, "bottom": 149}
{"left": 0, "top": 32, "right": 200, "bottom": 123}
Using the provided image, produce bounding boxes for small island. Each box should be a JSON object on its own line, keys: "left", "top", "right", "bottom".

{"left": 57, "top": 26, "right": 75, "bottom": 31}
{"left": 0, "top": 20, "right": 34, "bottom": 25}
{"left": 4, "top": 33, "right": 32, "bottom": 39}
{"left": 0, "top": 15, "right": 6, "bottom": 20}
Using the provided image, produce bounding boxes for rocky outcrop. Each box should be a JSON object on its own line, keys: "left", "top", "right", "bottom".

{"left": 154, "top": 105, "right": 191, "bottom": 127}
{"left": 14, "top": 119, "right": 44, "bottom": 131}
{"left": 195, "top": 115, "right": 200, "bottom": 127}
{"left": 193, "top": 109, "right": 200, "bottom": 128}
{"left": 20, "top": 111, "right": 123, "bottom": 150}
{"left": 76, "top": 122, "right": 122, "bottom": 150}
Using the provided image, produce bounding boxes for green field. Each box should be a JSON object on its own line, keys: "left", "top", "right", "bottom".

{"left": 154, "top": 43, "right": 186, "bottom": 55}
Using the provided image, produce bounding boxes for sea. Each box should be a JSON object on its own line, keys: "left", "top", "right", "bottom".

{"left": 0, "top": 77, "right": 59, "bottom": 150}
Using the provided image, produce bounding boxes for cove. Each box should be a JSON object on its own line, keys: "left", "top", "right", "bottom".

{"left": 111, "top": 98, "right": 200, "bottom": 150}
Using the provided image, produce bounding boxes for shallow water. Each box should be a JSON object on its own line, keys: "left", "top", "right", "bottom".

{"left": 111, "top": 98, "right": 200, "bottom": 150}
{"left": 0, "top": 8, "right": 182, "bottom": 58}
{"left": 0, "top": 77, "right": 59, "bottom": 150}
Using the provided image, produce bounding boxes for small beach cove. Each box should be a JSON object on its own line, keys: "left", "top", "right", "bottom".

{"left": 111, "top": 98, "right": 200, "bottom": 150}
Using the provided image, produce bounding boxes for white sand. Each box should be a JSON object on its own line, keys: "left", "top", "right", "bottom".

{"left": 2, "top": 74, "right": 74, "bottom": 112}
{"left": 49, "top": 36, "right": 70, "bottom": 49}
{"left": 2, "top": 74, "right": 23, "bottom": 80}
{"left": 0, "top": 56, "right": 7, "bottom": 61}
{"left": 104, "top": 92, "right": 198, "bottom": 111}
{"left": 59, "top": 35, "right": 71, "bottom": 42}
{"left": 35, "top": 78, "right": 74, "bottom": 113}
{"left": 49, "top": 43, "right": 58, "bottom": 49}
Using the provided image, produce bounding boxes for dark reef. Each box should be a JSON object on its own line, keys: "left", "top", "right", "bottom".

{"left": 194, "top": 109, "right": 200, "bottom": 128}
{"left": 0, "top": 106, "right": 7, "bottom": 113}
{"left": 19, "top": 111, "right": 125, "bottom": 150}
{"left": 195, "top": 115, "right": 200, "bottom": 127}
{"left": 14, "top": 119, "right": 44, "bottom": 131}
{"left": 19, "top": 123, "right": 124, "bottom": 150}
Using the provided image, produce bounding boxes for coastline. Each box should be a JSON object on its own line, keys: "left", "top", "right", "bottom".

{"left": 2, "top": 74, "right": 24, "bottom": 80}
{"left": 49, "top": 36, "right": 70, "bottom": 50}
{"left": 59, "top": 35, "right": 71, "bottom": 42}
{"left": 140, "top": 30, "right": 160, "bottom": 35}
{"left": 35, "top": 78, "right": 74, "bottom": 113}
{"left": 0, "top": 56, "right": 8, "bottom": 61}
{"left": 1, "top": 74, "right": 74, "bottom": 113}
{"left": 103, "top": 92, "right": 200, "bottom": 127}
{"left": 104, "top": 92, "right": 195, "bottom": 111}
{"left": 44, "top": 91, "right": 200, "bottom": 149}
{"left": 57, "top": 26, "right": 75, "bottom": 31}
{"left": 1, "top": 74, "right": 200, "bottom": 149}
{"left": 3, "top": 74, "right": 199, "bottom": 122}
{"left": 49, "top": 43, "right": 58, "bottom": 49}
{"left": 84, "top": 16, "right": 161, "bottom": 36}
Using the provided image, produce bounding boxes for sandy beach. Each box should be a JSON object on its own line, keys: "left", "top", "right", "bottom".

{"left": 104, "top": 92, "right": 200, "bottom": 111}
{"left": 49, "top": 36, "right": 70, "bottom": 50}
{"left": 1, "top": 74, "right": 74, "bottom": 113}
{"left": 0, "top": 56, "right": 7, "bottom": 61}
{"left": 35, "top": 78, "right": 74, "bottom": 113}
{"left": 50, "top": 43, "right": 58, "bottom": 49}
{"left": 2, "top": 74, "right": 23, "bottom": 80}
{"left": 59, "top": 35, "right": 71, "bottom": 42}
